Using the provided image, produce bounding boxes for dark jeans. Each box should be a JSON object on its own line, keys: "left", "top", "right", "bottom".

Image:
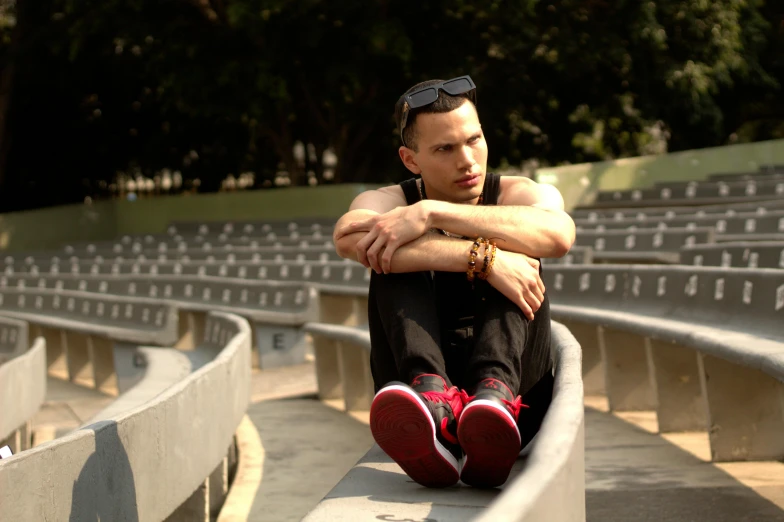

{"left": 367, "top": 269, "right": 554, "bottom": 447}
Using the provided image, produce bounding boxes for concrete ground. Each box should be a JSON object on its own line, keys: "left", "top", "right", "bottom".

{"left": 584, "top": 396, "right": 784, "bottom": 522}
{"left": 32, "top": 362, "right": 784, "bottom": 521}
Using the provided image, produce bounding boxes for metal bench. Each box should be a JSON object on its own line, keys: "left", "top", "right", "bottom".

{"left": 573, "top": 227, "right": 715, "bottom": 264}
{"left": 571, "top": 196, "right": 784, "bottom": 219}
{"left": 166, "top": 218, "right": 336, "bottom": 237}
{"left": 0, "top": 273, "right": 319, "bottom": 369}
{"left": 543, "top": 264, "right": 784, "bottom": 462}
{"left": 575, "top": 211, "right": 784, "bottom": 243}
{"left": 542, "top": 246, "right": 594, "bottom": 265}
{"left": 0, "top": 311, "right": 251, "bottom": 522}
{"left": 0, "top": 287, "right": 178, "bottom": 395}
{"left": 590, "top": 179, "right": 784, "bottom": 208}
{"left": 0, "top": 318, "right": 45, "bottom": 455}
{"left": 680, "top": 241, "right": 784, "bottom": 269}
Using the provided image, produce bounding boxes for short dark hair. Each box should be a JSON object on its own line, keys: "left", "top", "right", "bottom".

{"left": 394, "top": 79, "right": 475, "bottom": 151}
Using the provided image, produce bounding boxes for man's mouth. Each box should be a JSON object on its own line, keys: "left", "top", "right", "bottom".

{"left": 456, "top": 174, "right": 481, "bottom": 188}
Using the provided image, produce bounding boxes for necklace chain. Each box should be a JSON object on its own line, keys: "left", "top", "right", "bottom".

{"left": 418, "top": 179, "right": 483, "bottom": 239}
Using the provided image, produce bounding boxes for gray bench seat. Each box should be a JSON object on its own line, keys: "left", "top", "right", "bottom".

{"left": 571, "top": 196, "right": 784, "bottom": 218}
{"left": 573, "top": 227, "right": 714, "bottom": 253}
{"left": 681, "top": 241, "right": 784, "bottom": 268}
{"left": 0, "top": 288, "right": 178, "bottom": 345}
{"left": 544, "top": 264, "right": 784, "bottom": 462}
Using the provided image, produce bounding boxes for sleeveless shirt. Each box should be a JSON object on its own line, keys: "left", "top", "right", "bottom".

{"left": 396, "top": 172, "right": 501, "bottom": 329}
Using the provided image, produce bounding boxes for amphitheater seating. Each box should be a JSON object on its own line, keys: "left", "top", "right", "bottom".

{"left": 572, "top": 227, "right": 714, "bottom": 263}
{"left": 166, "top": 217, "right": 335, "bottom": 236}
{"left": 576, "top": 209, "right": 784, "bottom": 235}
{"left": 0, "top": 318, "right": 45, "bottom": 455}
{"left": 572, "top": 195, "right": 784, "bottom": 221}
{"left": 543, "top": 264, "right": 784, "bottom": 461}
{"left": 590, "top": 178, "right": 784, "bottom": 208}
{"left": 0, "top": 311, "right": 250, "bottom": 521}
{"left": 680, "top": 241, "right": 784, "bottom": 269}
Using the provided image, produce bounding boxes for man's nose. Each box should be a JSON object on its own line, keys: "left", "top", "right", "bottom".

{"left": 456, "top": 145, "right": 474, "bottom": 170}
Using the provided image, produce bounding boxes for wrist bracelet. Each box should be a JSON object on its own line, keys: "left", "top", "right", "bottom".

{"left": 479, "top": 242, "right": 497, "bottom": 280}
{"left": 466, "top": 237, "right": 484, "bottom": 282}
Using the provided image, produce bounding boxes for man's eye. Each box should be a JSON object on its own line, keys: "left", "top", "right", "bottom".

{"left": 438, "top": 146, "right": 451, "bottom": 152}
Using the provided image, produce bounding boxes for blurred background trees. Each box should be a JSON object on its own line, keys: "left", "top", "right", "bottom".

{"left": 0, "top": 0, "right": 782, "bottom": 211}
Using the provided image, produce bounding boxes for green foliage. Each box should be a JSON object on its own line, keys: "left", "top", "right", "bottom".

{"left": 0, "top": 0, "right": 783, "bottom": 211}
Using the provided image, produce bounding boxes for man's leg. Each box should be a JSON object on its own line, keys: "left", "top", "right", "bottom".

{"left": 367, "top": 270, "right": 466, "bottom": 488}
{"left": 367, "top": 270, "right": 450, "bottom": 391}
{"left": 458, "top": 277, "right": 554, "bottom": 488}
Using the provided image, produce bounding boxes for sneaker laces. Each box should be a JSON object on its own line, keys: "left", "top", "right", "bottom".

{"left": 502, "top": 395, "right": 530, "bottom": 421}
{"left": 421, "top": 387, "right": 471, "bottom": 445}
{"left": 421, "top": 386, "right": 471, "bottom": 418}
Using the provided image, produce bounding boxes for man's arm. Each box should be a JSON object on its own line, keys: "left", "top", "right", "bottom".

{"left": 424, "top": 177, "right": 575, "bottom": 258}
{"left": 334, "top": 186, "right": 547, "bottom": 320}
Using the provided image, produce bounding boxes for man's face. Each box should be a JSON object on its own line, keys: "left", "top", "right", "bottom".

{"left": 404, "top": 99, "right": 488, "bottom": 204}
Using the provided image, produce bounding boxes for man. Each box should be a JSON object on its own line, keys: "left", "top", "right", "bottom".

{"left": 333, "top": 75, "right": 575, "bottom": 489}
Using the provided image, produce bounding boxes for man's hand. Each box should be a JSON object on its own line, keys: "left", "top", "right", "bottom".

{"left": 486, "top": 249, "right": 545, "bottom": 321}
{"left": 334, "top": 203, "right": 430, "bottom": 273}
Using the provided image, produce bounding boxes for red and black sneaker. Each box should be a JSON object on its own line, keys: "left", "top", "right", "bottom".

{"left": 458, "top": 377, "right": 528, "bottom": 488}
{"left": 369, "top": 374, "right": 468, "bottom": 488}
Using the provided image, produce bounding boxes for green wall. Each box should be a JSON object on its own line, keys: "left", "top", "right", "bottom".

{"left": 534, "top": 138, "right": 784, "bottom": 210}
{"left": 4, "top": 137, "right": 784, "bottom": 253}
{"left": 0, "top": 184, "right": 378, "bottom": 253}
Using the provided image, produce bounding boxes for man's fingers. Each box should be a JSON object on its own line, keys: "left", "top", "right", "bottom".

{"left": 381, "top": 242, "right": 398, "bottom": 274}
{"left": 355, "top": 229, "right": 378, "bottom": 268}
{"left": 366, "top": 238, "right": 385, "bottom": 273}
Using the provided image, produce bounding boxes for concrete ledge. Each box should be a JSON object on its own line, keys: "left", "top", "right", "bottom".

{"left": 476, "top": 321, "right": 586, "bottom": 522}
{"left": 302, "top": 321, "right": 586, "bottom": 522}
{"left": 83, "top": 346, "right": 193, "bottom": 425}
{"left": 0, "top": 312, "right": 251, "bottom": 521}
{"left": 0, "top": 335, "right": 46, "bottom": 443}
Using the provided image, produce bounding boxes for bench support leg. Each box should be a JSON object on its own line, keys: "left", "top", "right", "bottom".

{"left": 314, "top": 337, "right": 342, "bottom": 400}
{"left": 89, "top": 336, "right": 118, "bottom": 396}
{"left": 562, "top": 320, "right": 605, "bottom": 394}
{"left": 699, "top": 353, "right": 784, "bottom": 461}
{"left": 37, "top": 325, "right": 68, "bottom": 380}
{"left": 338, "top": 341, "right": 373, "bottom": 412}
{"left": 65, "top": 331, "right": 94, "bottom": 389}
{"left": 600, "top": 328, "right": 655, "bottom": 411}
{"left": 648, "top": 338, "right": 706, "bottom": 433}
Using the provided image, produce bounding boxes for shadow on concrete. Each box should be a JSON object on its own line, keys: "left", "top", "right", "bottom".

{"left": 585, "top": 408, "right": 784, "bottom": 522}
{"left": 69, "top": 420, "right": 139, "bottom": 522}
{"left": 248, "top": 397, "right": 374, "bottom": 522}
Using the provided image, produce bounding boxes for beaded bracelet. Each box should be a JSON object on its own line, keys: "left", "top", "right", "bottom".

{"left": 479, "top": 242, "right": 497, "bottom": 280}
{"left": 466, "top": 237, "right": 484, "bottom": 281}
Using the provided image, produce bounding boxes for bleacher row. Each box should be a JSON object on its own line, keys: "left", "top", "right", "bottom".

{"left": 0, "top": 165, "right": 782, "bottom": 521}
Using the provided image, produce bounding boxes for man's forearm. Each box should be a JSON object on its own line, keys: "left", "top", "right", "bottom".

{"left": 425, "top": 200, "right": 574, "bottom": 258}
{"left": 337, "top": 231, "right": 472, "bottom": 273}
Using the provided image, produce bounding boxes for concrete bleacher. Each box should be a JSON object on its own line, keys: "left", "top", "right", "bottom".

{"left": 0, "top": 311, "right": 250, "bottom": 521}
{"left": 2, "top": 172, "right": 783, "bottom": 522}
{"left": 0, "top": 317, "right": 46, "bottom": 455}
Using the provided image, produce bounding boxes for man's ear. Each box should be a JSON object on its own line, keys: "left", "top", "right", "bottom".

{"left": 398, "top": 146, "right": 421, "bottom": 175}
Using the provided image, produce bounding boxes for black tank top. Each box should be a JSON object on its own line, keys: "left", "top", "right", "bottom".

{"left": 399, "top": 172, "right": 501, "bottom": 207}
{"left": 396, "top": 172, "right": 501, "bottom": 328}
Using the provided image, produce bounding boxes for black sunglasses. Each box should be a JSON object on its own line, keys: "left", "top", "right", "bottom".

{"left": 399, "top": 75, "right": 477, "bottom": 147}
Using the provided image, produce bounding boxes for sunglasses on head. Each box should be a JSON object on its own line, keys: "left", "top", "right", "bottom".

{"left": 399, "top": 75, "right": 477, "bottom": 147}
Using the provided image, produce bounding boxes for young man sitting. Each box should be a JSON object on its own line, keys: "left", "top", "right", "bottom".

{"left": 333, "top": 75, "right": 575, "bottom": 489}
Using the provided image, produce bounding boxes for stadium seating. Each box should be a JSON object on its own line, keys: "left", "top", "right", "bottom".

{"left": 0, "top": 311, "right": 250, "bottom": 521}
{"left": 0, "top": 318, "right": 45, "bottom": 455}
{"left": 590, "top": 178, "right": 784, "bottom": 208}
{"left": 680, "top": 241, "right": 784, "bottom": 268}
{"left": 544, "top": 263, "right": 784, "bottom": 461}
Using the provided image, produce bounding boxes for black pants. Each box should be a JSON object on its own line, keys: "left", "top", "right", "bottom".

{"left": 367, "top": 269, "right": 554, "bottom": 447}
